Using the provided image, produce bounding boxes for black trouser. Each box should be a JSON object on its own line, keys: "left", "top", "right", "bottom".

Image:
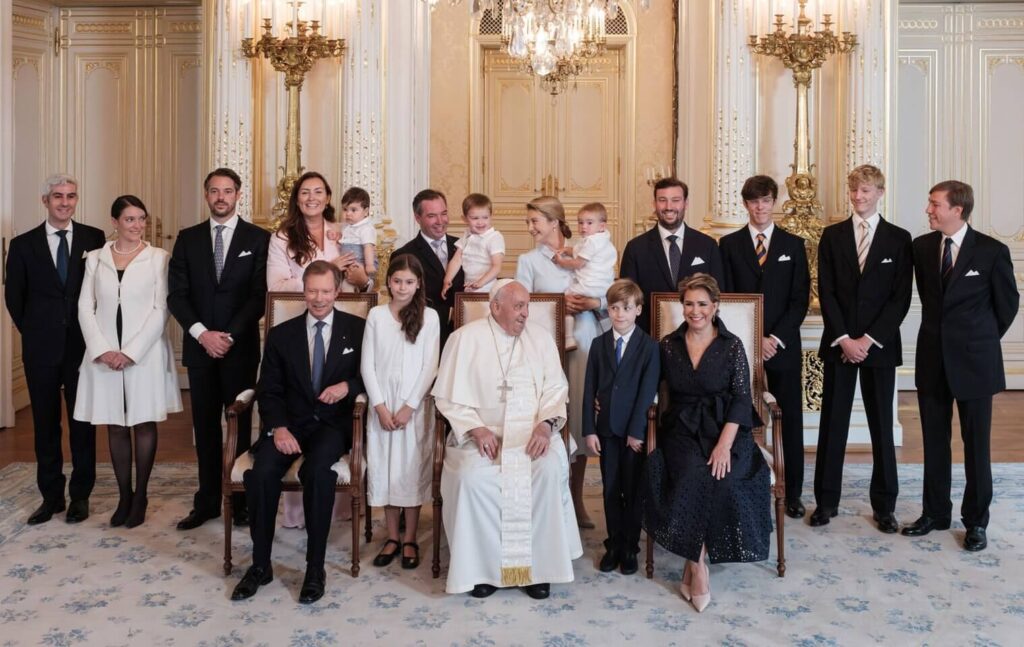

{"left": 814, "top": 361, "right": 898, "bottom": 513}
{"left": 918, "top": 364, "right": 993, "bottom": 528}
{"left": 244, "top": 427, "right": 346, "bottom": 569}
{"left": 24, "top": 359, "right": 96, "bottom": 503}
{"left": 765, "top": 365, "right": 806, "bottom": 502}
{"left": 187, "top": 360, "right": 257, "bottom": 514}
{"left": 597, "top": 433, "right": 644, "bottom": 555}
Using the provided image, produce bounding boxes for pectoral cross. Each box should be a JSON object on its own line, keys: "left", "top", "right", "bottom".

{"left": 497, "top": 380, "right": 512, "bottom": 403}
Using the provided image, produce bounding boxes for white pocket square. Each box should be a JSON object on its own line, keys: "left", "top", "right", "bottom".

{"left": 342, "top": 347, "right": 355, "bottom": 355}
{"left": 881, "top": 258, "right": 893, "bottom": 264}
{"left": 966, "top": 269, "right": 980, "bottom": 277}
{"left": 237, "top": 250, "right": 252, "bottom": 257}
{"left": 778, "top": 254, "right": 791, "bottom": 262}
{"left": 691, "top": 256, "right": 705, "bottom": 266}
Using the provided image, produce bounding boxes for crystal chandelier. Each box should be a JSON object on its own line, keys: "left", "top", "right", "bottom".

{"left": 425, "top": 1, "right": 648, "bottom": 96}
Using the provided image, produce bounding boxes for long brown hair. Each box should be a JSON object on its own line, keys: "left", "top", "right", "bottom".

{"left": 278, "top": 171, "right": 336, "bottom": 266}
{"left": 387, "top": 254, "right": 427, "bottom": 343}
{"left": 526, "top": 195, "right": 572, "bottom": 239}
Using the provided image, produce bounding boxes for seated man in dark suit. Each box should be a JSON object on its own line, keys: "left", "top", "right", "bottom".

{"left": 902, "top": 180, "right": 1019, "bottom": 551}
{"left": 391, "top": 189, "right": 464, "bottom": 348}
{"left": 231, "top": 261, "right": 365, "bottom": 604}
{"left": 720, "top": 175, "right": 810, "bottom": 518}
{"left": 620, "top": 177, "right": 724, "bottom": 332}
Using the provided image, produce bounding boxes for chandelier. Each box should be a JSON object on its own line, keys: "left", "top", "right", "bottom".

{"left": 425, "top": 1, "right": 649, "bottom": 95}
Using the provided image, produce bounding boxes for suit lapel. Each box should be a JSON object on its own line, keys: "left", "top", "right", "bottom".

{"left": 218, "top": 221, "right": 248, "bottom": 282}
{"left": 944, "top": 226, "right": 976, "bottom": 296}
{"left": 648, "top": 227, "right": 674, "bottom": 287}
{"left": 922, "top": 231, "right": 943, "bottom": 292}
{"left": 31, "top": 224, "right": 65, "bottom": 288}
{"left": 321, "top": 309, "right": 349, "bottom": 385}
{"left": 839, "top": 218, "right": 862, "bottom": 275}
{"left": 66, "top": 225, "right": 92, "bottom": 288}
{"left": 605, "top": 333, "right": 619, "bottom": 374}
{"left": 743, "top": 231, "right": 764, "bottom": 278}
{"left": 861, "top": 217, "right": 889, "bottom": 274}
{"left": 413, "top": 234, "right": 445, "bottom": 276}
{"left": 198, "top": 221, "right": 219, "bottom": 285}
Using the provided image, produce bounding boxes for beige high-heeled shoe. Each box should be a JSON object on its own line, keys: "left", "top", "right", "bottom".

{"left": 690, "top": 561, "right": 711, "bottom": 613}
{"left": 679, "top": 561, "right": 692, "bottom": 601}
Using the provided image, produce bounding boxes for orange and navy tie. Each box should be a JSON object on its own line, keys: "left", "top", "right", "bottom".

{"left": 755, "top": 233, "right": 767, "bottom": 268}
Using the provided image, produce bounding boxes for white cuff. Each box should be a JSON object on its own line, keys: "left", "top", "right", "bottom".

{"left": 830, "top": 334, "right": 850, "bottom": 347}
{"left": 189, "top": 322, "right": 208, "bottom": 340}
{"left": 865, "top": 334, "right": 883, "bottom": 349}
{"left": 770, "top": 334, "right": 785, "bottom": 349}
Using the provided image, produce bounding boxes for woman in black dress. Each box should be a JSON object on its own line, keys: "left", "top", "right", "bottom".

{"left": 643, "top": 273, "right": 771, "bottom": 612}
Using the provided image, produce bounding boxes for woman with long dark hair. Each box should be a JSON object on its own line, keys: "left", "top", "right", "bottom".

{"left": 361, "top": 254, "right": 440, "bottom": 569}
{"left": 76, "top": 195, "right": 182, "bottom": 527}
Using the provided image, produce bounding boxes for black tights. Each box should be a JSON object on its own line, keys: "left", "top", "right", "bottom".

{"left": 108, "top": 422, "right": 158, "bottom": 503}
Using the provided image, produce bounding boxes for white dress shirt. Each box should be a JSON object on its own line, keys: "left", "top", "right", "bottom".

{"left": 941, "top": 221, "right": 969, "bottom": 269}
{"left": 306, "top": 309, "right": 335, "bottom": 369}
{"left": 612, "top": 325, "right": 636, "bottom": 359}
{"left": 45, "top": 220, "right": 74, "bottom": 266}
{"left": 748, "top": 222, "right": 775, "bottom": 251}
{"left": 189, "top": 214, "right": 241, "bottom": 340}
{"left": 658, "top": 223, "right": 684, "bottom": 270}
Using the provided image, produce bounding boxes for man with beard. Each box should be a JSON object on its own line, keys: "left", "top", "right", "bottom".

{"left": 620, "top": 178, "right": 723, "bottom": 332}
{"left": 168, "top": 168, "right": 270, "bottom": 530}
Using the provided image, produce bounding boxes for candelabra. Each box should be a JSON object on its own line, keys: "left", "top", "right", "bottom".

{"left": 749, "top": 0, "right": 856, "bottom": 306}
{"left": 242, "top": 3, "right": 345, "bottom": 221}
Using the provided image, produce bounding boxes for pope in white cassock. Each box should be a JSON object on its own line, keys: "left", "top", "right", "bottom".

{"left": 432, "top": 280, "right": 583, "bottom": 599}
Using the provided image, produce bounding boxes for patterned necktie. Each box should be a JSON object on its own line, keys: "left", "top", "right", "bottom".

{"left": 311, "top": 320, "right": 326, "bottom": 394}
{"left": 941, "top": 237, "right": 954, "bottom": 289}
{"left": 432, "top": 238, "right": 448, "bottom": 269}
{"left": 615, "top": 336, "right": 624, "bottom": 365}
{"left": 55, "top": 230, "right": 69, "bottom": 286}
{"left": 856, "top": 220, "right": 870, "bottom": 273}
{"left": 213, "top": 224, "right": 226, "bottom": 281}
{"left": 755, "top": 233, "right": 767, "bottom": 268}
{"left": 667, "top": 234, "right": 681, "bottom": 282}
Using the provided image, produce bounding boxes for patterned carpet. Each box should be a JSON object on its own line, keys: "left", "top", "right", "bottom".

{"left": 0, "top": 461, "right": 1022, "bottom": 646}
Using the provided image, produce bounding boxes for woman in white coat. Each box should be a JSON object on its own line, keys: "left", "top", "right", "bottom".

{"left": 362, "top": 254, "right": 439, "bottom": 569}
{"left": 76, "top": 195, "right": 182, "bottom": 528}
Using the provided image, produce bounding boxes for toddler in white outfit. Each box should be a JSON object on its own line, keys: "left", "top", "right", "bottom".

{"left": 328, "top": 186, "right": 377, "bottom": 273}
{"left": 442, "top": 193, "right": 505, "bottom": 297}
{"left": 555, "top": 202, "right": 617, "bottom": 299}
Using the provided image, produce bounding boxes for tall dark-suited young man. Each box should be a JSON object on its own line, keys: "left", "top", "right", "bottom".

{"left": 812, "top": 165, "right": 912, "bottom": 534}
{"left": 168, "top": 168, "right": 270, "bottom": 530}
{"left": 901, "top": 181, "right": 1018, "bottom": 552}
{"left": 5, "top": 174, "right": 106, "bottom": 524}
{"left": 619, "top": 177, "right": 723, "bottom": 332}
{"left": 720, "top": 175, "right": 810, "bottom": 518}
{"left": 391, "top": 189, "right": 463, "bottom": 348}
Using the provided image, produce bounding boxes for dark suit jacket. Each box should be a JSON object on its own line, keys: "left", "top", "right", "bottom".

{"left": 913, "top": 227, "right": 1019, "bottom": 400}
{"left": 619, "top": 224, "right": 724, "bottom": 332}
{"left": 721, "top": 225, "right": 810, "bottom": 371}
{"left": 817, "top": 216, "right": 913, "bottom": 366}
{"left": 257, "top": 308, "right": 366, "bottom": 449}
{"left": 392, "top": 232, "right": 464, "bottom": 346}
{"left": 582, "top": 328, "right": 661, "bottom": 441}
{"left": 167, "top": 218, "right": 270, "bottom": 369}
{"left": 5, "top": 221, "right": 106, "bottom": 367}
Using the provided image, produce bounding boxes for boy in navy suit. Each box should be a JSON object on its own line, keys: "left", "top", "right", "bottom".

{"left": 583, "top": 279, "right": 660, "bottom": 575}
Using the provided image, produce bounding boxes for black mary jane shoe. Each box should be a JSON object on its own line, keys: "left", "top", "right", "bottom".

{"left": 401, "top": 542, "right": 421, "bottom": 570}
{"left": 373, "top": 539, "right": 401, "bottom": 567}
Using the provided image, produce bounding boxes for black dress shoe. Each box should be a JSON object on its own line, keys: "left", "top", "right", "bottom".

{"left": 900, "top": 515, "right": 951, "bottom": 537}
{"left": 964, "top": 527, "right": 988, "bottom": 552}
{"left": 231, "top": 565, "right": 273, "bottom": 600}
{"left": 27, "top": 500, "right": 66, "bottom": 525}
{"left": 523, "top": 583, "right": 550, "bottom": 600}
{"left": 598, "top": 549, "right": 619, "bottom": 573}
{"left": 620, "top": 552, "right": 639, "bottom": 575}
{"left": 176, "top": 509, "right": 220, "bottom": 531}
{"left": 373, "top": 539, "right": 401, "bottom": 567}
{"left": 401, "top": 542, "right": 421, "bottom": 570}
{"left": 470, "top": 584, "right": 497, "bottom": 598}
{"left": 809, "top": 506, "right": 838, "bottom": 527}
{"left": 785, "top": 499, "right": 806, "bottom": 519}
{"left": 66, "top": 499, "right": 89, "bottom": 523}
{"left": 233, "top": 507, "right": 249, "bottom": 527}
{"left": 873, "top": 511, "right": 899, "bottom": 534}
{"left": 299, "top": 567, "right": 326, "bottom": 604}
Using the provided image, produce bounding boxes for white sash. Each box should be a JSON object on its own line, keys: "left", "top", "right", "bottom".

{"left": 497, "top": 354, "right": 536, "bottom": 586}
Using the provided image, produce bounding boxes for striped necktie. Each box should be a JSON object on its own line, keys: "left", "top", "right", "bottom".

{"left": 755, "top": 233, "right": 767, "bottom": 268}
{"left": 856, "top": 220, "right": 870, "bottom": 273}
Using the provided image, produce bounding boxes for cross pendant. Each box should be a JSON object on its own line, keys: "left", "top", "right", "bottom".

{"left": 497, "top": 380, "right": 512, "bottom": 403}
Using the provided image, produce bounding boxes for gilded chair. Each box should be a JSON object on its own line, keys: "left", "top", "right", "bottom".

{"left": 644, "top": 292, "right": 787, "bottom": 578}
{"left": 431, "top": 291, "right": 569, "bottom": 579}
{"left": 222, "top": 291, "right": 377, "bottom": 577}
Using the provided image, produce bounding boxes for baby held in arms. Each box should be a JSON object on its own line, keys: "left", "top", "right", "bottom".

{"left": 554, "top": 202, "right": 617, "bottom": 301}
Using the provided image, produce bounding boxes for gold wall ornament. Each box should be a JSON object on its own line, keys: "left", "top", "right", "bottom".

{"left": 801, "top": 349, "right": 824, "bottom": 412}
{"left": 242, "top": 6, "right": 345, "bottom": 223}
{"left": 749, "top": 0, "right": 857, "bottom": 310}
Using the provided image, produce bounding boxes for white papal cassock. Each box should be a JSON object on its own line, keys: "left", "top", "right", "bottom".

{"left": 433, "top": 316, "right": 583, "bottom": 594}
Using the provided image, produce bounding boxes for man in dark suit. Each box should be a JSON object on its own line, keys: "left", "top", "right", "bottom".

{"left": 168, "top": 168, "right": 270, "bottom": 530}
{"left": 231, "top": 261, "right": 365, "bottom": 604}
{"left": 811, "top": 165, "right": 912, "bottom": 533}
{"left": 391, "top": 189, "right": 463, "bottom": 348}
{"left": 620, "top": 177, "right": 724, "bottom": 332}
{"left": 720, "top": 175, "right": 810, "bottom": 518}
{"left": 5, "top": 174, "right": 106, "bottom": 525}
{"left": 902, "top": 181, "right": 1018, "bottom": 551}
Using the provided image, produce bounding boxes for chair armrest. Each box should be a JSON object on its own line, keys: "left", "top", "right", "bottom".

{"left": 349, "top": 393, "right": 367, "bottom": 488}
{"left": 646, "top": 398, "right": 658, "bottom": 454}
{"left": 224, "top": 389, "right": 256, "bottom": 479}
{"left": 762, "top": 390, "right": 785, "bottom": 496}
{"left": 433, "top": 399, "right": 448, "bottom": 499}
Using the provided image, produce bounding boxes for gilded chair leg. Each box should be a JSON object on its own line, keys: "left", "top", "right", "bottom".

{"left": 775, "top": 494, "right": 786, "bottom": 577}
{"left": 223, "top": 494, "right": 233, "bottom": 576}
{"left": 351, "top": 491, "right": 361, "bottom": 578}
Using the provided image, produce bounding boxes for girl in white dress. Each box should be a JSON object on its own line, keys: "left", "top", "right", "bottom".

{"left": 363, "top": 254, "right": 440, "bottom": 569}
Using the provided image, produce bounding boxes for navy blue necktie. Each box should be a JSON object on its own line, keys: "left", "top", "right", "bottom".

{"left": 55, "top": 230, "right": 69, "bottom": 286}
{"left": 615, "top": 336, "right": 624, "bottom": 365}
{"left": 311, "top": 321, "right": 326, "bottom": 394}
{"left": 941, "top": 238, "right": 954, "bottom": 290}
